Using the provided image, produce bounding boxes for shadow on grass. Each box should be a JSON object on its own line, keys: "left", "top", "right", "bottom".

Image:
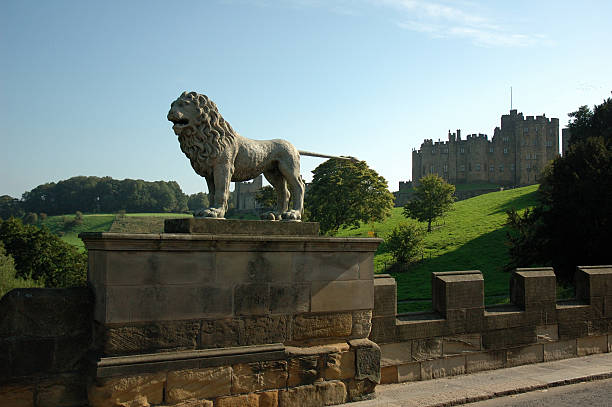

{"left": 390, "top": 227, "right": 513, "bottom": 302}
{"left": 489, "top": 189, "right": 539, "bottom": 215}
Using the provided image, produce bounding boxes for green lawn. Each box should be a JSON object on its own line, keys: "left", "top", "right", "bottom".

{"left": 337, "top": 184, "right": 540, "bottom": 311}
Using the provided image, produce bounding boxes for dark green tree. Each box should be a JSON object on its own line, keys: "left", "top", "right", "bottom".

{"left": 386, "top": 223, "right": 424, "bottom": 264}
{"left": 254, "top": 186, "right": 277, "bottom": 209}
{"left": 305, "top": 158, "right": 394, "bottom": 235}
{"left": 403, "top": 174, "right": 455, "bottom": 232}
{"left": 506, "top": 95, "right": 612, "bottom": 281}
{"left": 187, "top": 192, "right": 209, "bottom": 212}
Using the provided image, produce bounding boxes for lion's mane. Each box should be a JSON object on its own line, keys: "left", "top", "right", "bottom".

{"left": 176, "top": 92, "right": 237, "bottom": 171}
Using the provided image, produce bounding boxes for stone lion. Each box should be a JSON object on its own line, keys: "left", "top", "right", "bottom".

{"left": 168, "top": 91, "right": 305, "bottom": 220}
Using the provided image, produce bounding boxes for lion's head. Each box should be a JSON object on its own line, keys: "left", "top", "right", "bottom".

{"left": 167, "top": 91, "right": 236, "bottom": 172}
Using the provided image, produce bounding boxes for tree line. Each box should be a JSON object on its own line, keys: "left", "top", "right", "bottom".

{"left": 1, "top": 176, "right": 211, "bottom": 218}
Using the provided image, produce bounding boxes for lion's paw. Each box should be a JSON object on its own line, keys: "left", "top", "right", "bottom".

{"left": 194, "top": 208, "right": 225, "bottom": 219}
{"left": 280, "top": 210, "right": 302, "bottom": 222}
{"left": 261, "top": 212, "right": 278, "bottom": 221}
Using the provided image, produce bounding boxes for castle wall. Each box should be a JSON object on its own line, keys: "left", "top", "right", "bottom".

{"left": 235, "top": 175, "right": 263, "bottom": 211}
{"left": 412, "top": 110, "right": 560, "bottom": 186}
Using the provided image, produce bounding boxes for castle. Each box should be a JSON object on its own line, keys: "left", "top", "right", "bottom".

{"left": 412, "top": 109, "right": 560, "bottom": 186}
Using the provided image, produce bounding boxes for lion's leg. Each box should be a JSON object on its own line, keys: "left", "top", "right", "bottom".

{"left": 278, "top": 161, "right": 305, "bottom": 221}
{"left": 194, "top": 176, "right": 215, "bottom": 218}
{"left": 197, "top": 166, "right": 231, "bottom": 218}
{"left": 263, "top": 169, "right": 289, "bottom": 220}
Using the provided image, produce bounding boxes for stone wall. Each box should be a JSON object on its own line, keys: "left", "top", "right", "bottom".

{"left": 372, "top": 266, "right": 612, "bottom": 384}
{"left": 0, "top": 288, "right": 93, "bottom": 407}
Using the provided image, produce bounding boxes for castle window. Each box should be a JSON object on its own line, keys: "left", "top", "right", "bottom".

{"left": 511, "top": 163, "right": 515, "bottom": 171}
{"left": 443, "top": 164, "right": 448, "bottom": 172}
{"left": 526, "top": 153, "right": 530, "bottom": 159}
{"left": 489, "top": 147, "right": 494, "bottom": 153}
{"left": 536, "top": 127, "right": 539, "bottom": 134}
{"left": 431, "top": 148, "right": 436, "bottom": 154}
{"left": 546, "top": 140, "right": 553, "bottom": 147}
{"left": 499, "top": 164, "right": 504, "bottom": 172}
{"left": 533, "top": 139, "right": 537, "bottom": 146}
{"left": 460, "top": 165, "right": 465, "bottom": 172}
{"left": 489, "top": 165, "right": 494, "bottom": 172}
{"left": 475, "top": 163, "right": 481, "bottom": 171}
{"left": 443, "top": 148, "right": 449, "bottom": 154}
{"left": 423, "top": 166, "right": 426, "bottom": 174}
{"left": 524, "top": 127, "right": 529, "bottom": 134}
{"left": 527, "top": 163, "right": 531, "bottom": 169}
{"left": 430, "top": 165, "right": 435, "bottom": 173}
{"left": 460, "top": 147, "right": 465, "bottom": 154}
{"left": 469, "top": 163, "right": 472, "bottom": 171}
{"left": 503, "top": 136, "right": 509, "bottom": 143}
{"left": 503, "top": 148, "right": 509, "bottom": 154}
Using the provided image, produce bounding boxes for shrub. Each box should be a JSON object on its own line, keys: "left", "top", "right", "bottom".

{"left": 23, "top": 212, "right": 38, "bottom": 225}
{"left": 0, "top": 243, "right": 42, "bottom": 298}
{"left": 386, "top": 223, "right": 424, "bottom": 264}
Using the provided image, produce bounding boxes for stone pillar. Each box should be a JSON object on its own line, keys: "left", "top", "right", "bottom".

{"left": 575, "top": 265, "right": 612, "bottom": 317}
{"left": 371, "top": 274, "right": 398, "bottom": 344}
{"left": 510, "top": 268, "right": 557, "bottom": 320}
{"left": 432, "top": 271, "right": 484, "bottom": 332}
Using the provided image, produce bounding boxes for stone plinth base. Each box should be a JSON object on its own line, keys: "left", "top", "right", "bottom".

{"left": 164, "top": 218, "right": 320, "bottom": 236}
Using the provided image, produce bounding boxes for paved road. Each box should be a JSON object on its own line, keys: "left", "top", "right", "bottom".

{"left": 464, "top": 377, "right": 612, "bottom": 406}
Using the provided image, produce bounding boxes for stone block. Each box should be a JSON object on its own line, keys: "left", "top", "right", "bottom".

{"left": 396, "top": 317, "right": 446, "bottom": 341}
{"left": 380, "top": 365, "right": 398, "bottom": 384}
{"left": 166, "top": 367, "right": 231, "bottom": 403}
{"left": 278, "top": 381, "right": 346, "bottom": 407}
{"left": 310, "top": 280, "right": 373, "bottom": 313}
{"left": 11, "top": 338, "right": 54, "bottom": 377}
{"left": 215, "top": 394, "right": 259, "bottom": 407}
{"left": 258, "top": 391, "right": 279, "bottom": 407}
{"left": 216, "top": 252, "right": 293, "bottom": 284}
{"left": 231, "top": 361, "right": 288, "bottom": 394}
{"left": 164, "top": 217, "right": 319, "bottom": 235}
{"left": 36, "top": 374, "right": 87, "bottom": 407}
{"left": 443, "top": 334, "right": 481, "bottom": 355}
{"left": 200, "top": 315, "right": 289, "bottom": 348}
{"left": 345, "top": 378, "right": 376, "bottom": 402}
{"left": 287, "top": 356, "right": 319, "bottom": 387}
{"left": 466, "top": 350, "right": 506, "bottom": 373}
{"left": 483, "top": 308, "right": 524, "bottom": 330}
{"left": 88, "top": 372, "right": 166, "bottom": 407}
{"left": 370, "top": 316, "right": 397, "bottom": 344}
{"left": 610, "top": 334, "right": 612, "bottom": 353}
{"left": 380, "top": 342, "right": 412, "bottom": 366}
{"left": 105, "top": 285, "right": 233, "bottom": 323}
{"left": 102, "top": 320, "right": 199, "bottom": 355}
{"left": 577, "top": 335, "right": 608, "bottom": 356}
{"left": 544, "top": 339, "right": 577, "bottom": 361}
{"left": 558, "top": 321, "right": 590, "bottom": 339}
{"left": 53, "top": 333, "right": 92, "bottom": 370}
{"left": 482, "top": 326, "right": 537, "bottom": 349}
{"left": 510, "top": 268, "right": 556, "bottom": 309}
{"left": 292, "top": 313, "right": 352, "bottom": 341}
{"left": 507, "top": 344, "right": 544, "bottom": 367}
{"left": 292, "top": 252, "right": 360, "bottom": 281}
{"left": 323, "top": 350, "right": 355, "bottom": 380}
{"left": 575, "top": 266, "right": 612, "bottom": 299}
{"left": 421, "top": 355, "right": 466, "bottom": 380}
{"left": 163, "top": 399, "right": 213, "bottom": 407}
{"left": 235, "top": 284, "right": 270, "bottom": 316}
{"left": 350, "top": 339, "right": 381, "bottom": 383}
{"left": 373, "top": 277, "right": 397, "bottom": 317}
{"left": 411, "top": 338, "right": 442, "bottom": 361}
{"left": 397, "top": 362, "right": 421, "bottom": 382}
{"left": 269, "top": 284, "right": 310, "bottom": 314}
{"left": 0, "top": 384, "right": 34, "bottom": 407}
{"left": 536, "top": 324, "right": 559, "bottom": 342}
{"left": 350, "top": 310, "right": 372, "bottom": 339}
{"left": 432, "top": 271, "right": 484, "bottom": 315}
{"left": 104, "top": 251, "right": 215, "bottom": 286}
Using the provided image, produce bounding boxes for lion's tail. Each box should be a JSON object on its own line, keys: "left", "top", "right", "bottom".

{"left": 298, "top": 150, "right": 358, "bottom": 162}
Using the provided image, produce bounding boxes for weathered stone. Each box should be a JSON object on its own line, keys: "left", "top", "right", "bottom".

{"left": 380, "top": 342, "right": 412, "bottom": 366}
{"left": 350, "top": 339, "right": 381, "bottom": 383}
{"left": 270, "top": 284, "right": 310, "bottom": 314}
{"left": 235, "top": 284, "right": 270, "bottom": 316}
{"left": 411, "top": 338, "right": 442, "bottom": 360}
{"left": 466, "top": 350, "right": 505, "bottom": 373}
{"left": 370, "top": 316, "right": 397, "bottom": 344}
{"left": 166, "top": 367, "right": 231, "bottom": 403}
{"left": 103, "top": 320, "right": 199, "bottom": 355}
{"left": 200, "top": 315, "right": 289, "bottom": 348}
{"left": 292, "top": 313, "right": 352, "bottom": 341}
{"left": 482, "top": 326, "right": 537, "bottom": 349}
{"left": 544, "top": 340, "right": 577, "bottom": 361}
{"left": 53, "top": 333, "right": 92, "bottom": 371}
{"left": 36, "top": 374, "right": 87, "bottom": 407}
{"left": 421, "top": 355, "right": 465, "bottom": 380}
{"left": 380, "top": 365, "right": 398, "bottom": 384}
{"left": 397, "top": 362, "right": 421, "bottom": 382}
{"left": 510, "top": 268, "right": 556, "bottom": 309}
{"left": 258, "top": 391, "right": 279, "bottom": 407}
{"left": 323, "top": 350, "right": 355, "bottom": 380}
{"left": 10, "top": 337, "right": 55, "bottom": 377}
{"left": 292, "top": 252, "right": 360, "bottom": 281}
{"left": 345, "top": 379, "right": 376, "bottom": 402}
{"left": 442, "top": 334, "right": 481, "bottom": 355}
{"left": 577, "top": 335, "right": 608, "bottom": 356}
{"left": 287, "top": 356, "right": 319, "bottom": 387}
{"left": 373, "top": 276, "right": 397, "bottom": 317}
{"left": 310, "top": 280, "right": 374, "bottom": 313}
{"left": 88, "top": 372, "right": 165, "bottom": 407}
{"left": 396, "top": 316, "right": 446, "bottom": 341}
{"left": 231, "top": 361, "right": 288, "bottom": 394}
{"left": 350, "top": 310, "right": 372, "bottom": 339}
{"left": 507, "top": 344, "right": 543, "bottom": 367}
{"left": 536, "top": 324, "right": 559, "bottom": 342}
{"left": 278, "top": 381, "right": 346, "bottom": 407}
{"left": 0, "top": 384, "right": 34, "bottom": 407}
{"left": 215, "top": 394, "right": 259, "bottom": 407}
{"left": 160, "top": 399, "right": 213, "bottom": 407}
{"left": 165, "top": 218, "right": 319, "bottom": 235}
{"left": 216, "top": 252, "right": 293, "bottom": 284}
{"left": 432, "top": 271, "right": 484, "bottom": 316}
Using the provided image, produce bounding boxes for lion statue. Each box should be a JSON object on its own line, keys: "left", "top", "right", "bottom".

{"left": 168, "top": 91, "right": 306, "bottom": 220}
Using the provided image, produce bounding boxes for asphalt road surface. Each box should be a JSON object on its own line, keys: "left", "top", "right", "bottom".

{"left": 464, "top": 378, "right": 612, "bottom": 407}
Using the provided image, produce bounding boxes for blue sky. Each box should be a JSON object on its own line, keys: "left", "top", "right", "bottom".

{"left": 1, "top": 0, "right": 611, "bottom": 198}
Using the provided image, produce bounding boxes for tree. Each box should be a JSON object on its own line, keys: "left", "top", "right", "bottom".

{"left": 403, "top": 174, "right": 455, "bottom": 232}
{"left": 305, "top": 158, "right": 394, "bottom": 235}
{"left": 506, "top": 95, "right": 612, "bottom": 281}
{"left": 0, "top": 195, "right": 24, "bottom": 220}
{"left": 254, "top": 186, "right": 277, "bottom": 209}
{"left": 386, "top": 223, "right": 424, "bottom": 264}
{"left": 187, "top": 192, "right": 209, "bottom": 212}
{"left": 0, "top": 242, "right": 42, "bottom": 298}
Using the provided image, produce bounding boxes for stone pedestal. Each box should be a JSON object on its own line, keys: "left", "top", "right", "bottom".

{"left": 80, "top": 219, "right": 382, "bottom": 406}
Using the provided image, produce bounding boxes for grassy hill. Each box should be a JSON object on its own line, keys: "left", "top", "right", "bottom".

{"left": 336, "top": 184, "right": 540, "bottom": 312}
